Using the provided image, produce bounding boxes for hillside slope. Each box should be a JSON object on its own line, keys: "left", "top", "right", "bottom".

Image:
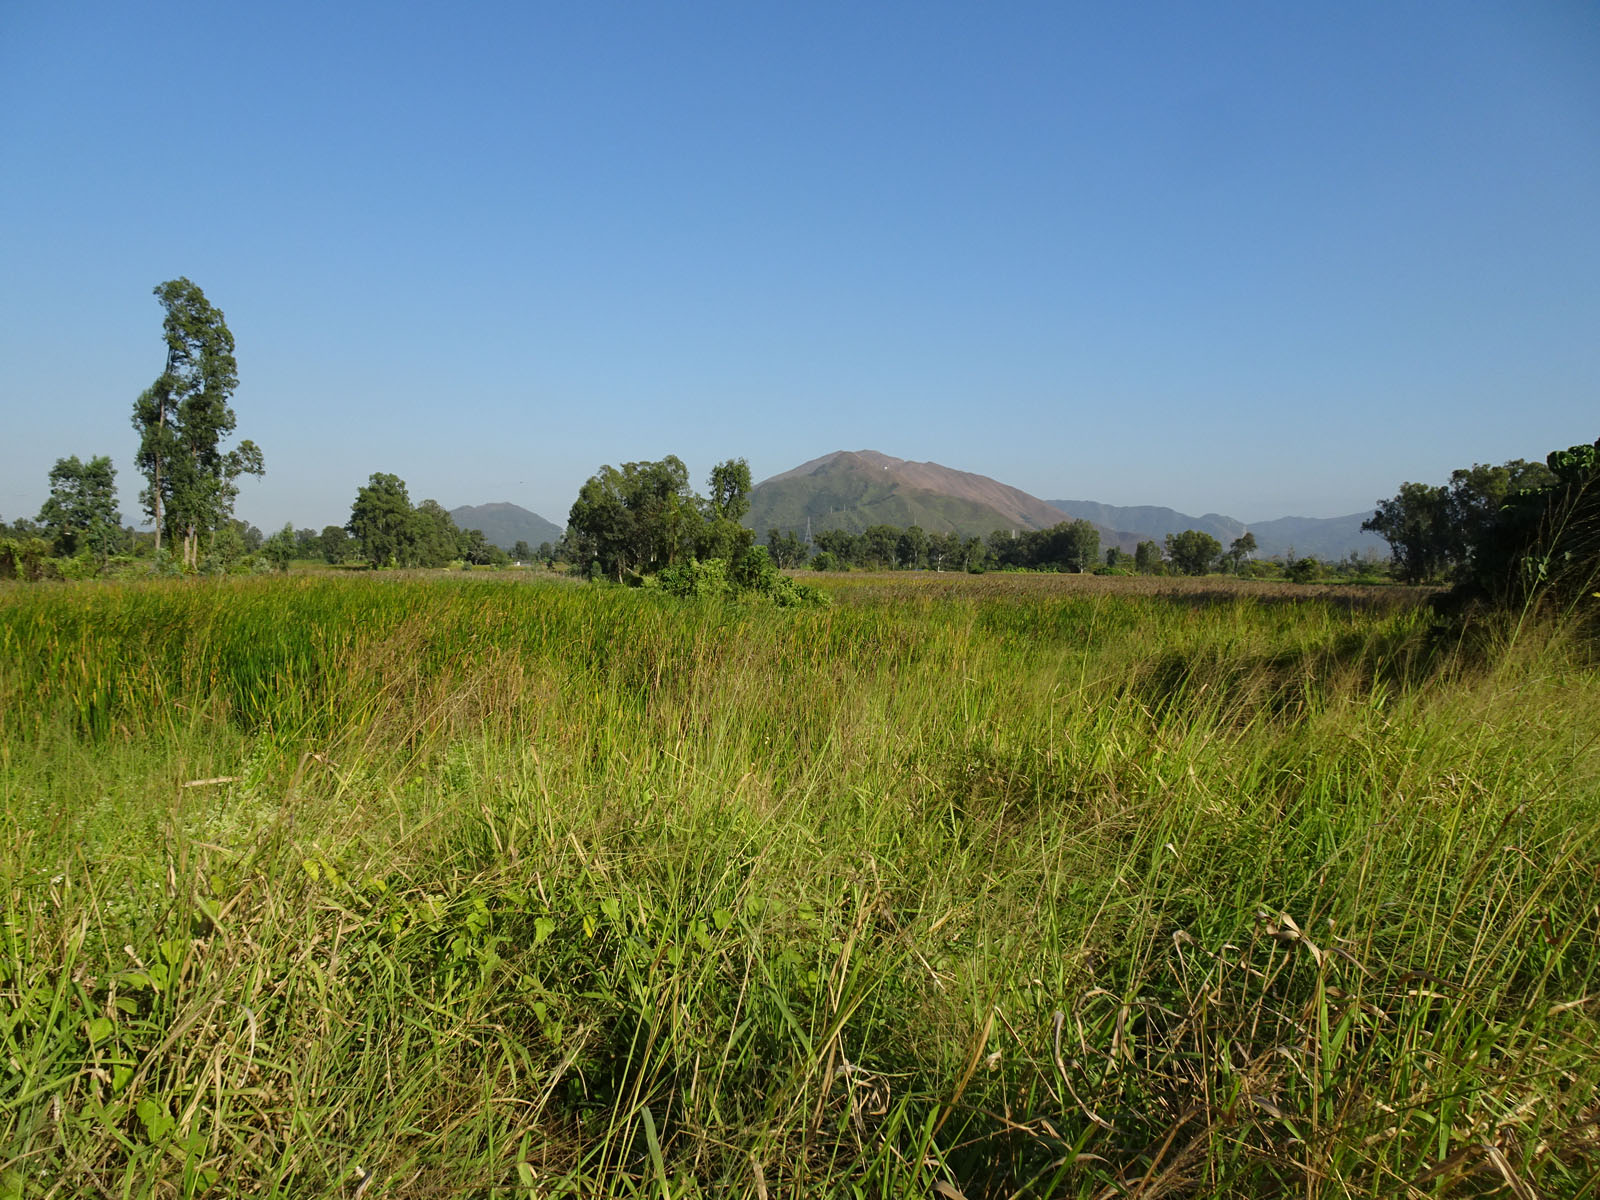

{"left": 749, "top": 450, "right": 1102, "bottom": 541}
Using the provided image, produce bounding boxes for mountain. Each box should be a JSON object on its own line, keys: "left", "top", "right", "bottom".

{"left": 1046, "top": 501, "right": 1245, "bottom": 547}
{"left": 1048, "top": 500, "right": 1384, "bottom": 561}
{"left": 747, "top": 450, "right": 1104, "bottom": 542}
{"left": 449, "top": 503, "right": 564, "bottom": 552}
{"left": 1238, "top": 513, "right": 1386, "bottom": 561}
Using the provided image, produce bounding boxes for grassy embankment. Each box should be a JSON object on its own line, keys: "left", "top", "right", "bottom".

{"left": 2, "top": 574, "right": 1597, "bottom": 1197}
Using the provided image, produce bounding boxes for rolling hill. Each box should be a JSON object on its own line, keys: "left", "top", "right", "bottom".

{"left": 449, "top": 503, "right": 564, "bottom": 552}
{"left": 746, "top": 450, "right": 1113, "bottom": 542}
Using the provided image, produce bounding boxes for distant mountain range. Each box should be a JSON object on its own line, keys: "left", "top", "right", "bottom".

{"left": 449, "top": 503, "right": 563, "bottom": 552}
{"left": 746, "top": 450, "right": 1385, "bottom": 560}
{"left": 1047, "top": 500, "right": 1385, "bottom": 561}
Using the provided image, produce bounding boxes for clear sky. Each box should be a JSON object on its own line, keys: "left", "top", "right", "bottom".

{"left": 3, "top": 1, "right": 1597, "bottom": 532}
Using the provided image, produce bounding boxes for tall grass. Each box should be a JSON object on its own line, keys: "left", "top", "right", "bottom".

{"left": 2, "top": 574, "right": 1596, "bottom": 1197}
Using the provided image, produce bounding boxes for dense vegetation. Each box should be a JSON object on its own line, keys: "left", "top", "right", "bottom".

{"left": 3, "top": 573, "right": 1596, "bottom": 1197}
{"left": 1363, "top": 437, "right": 1600, "bottom": 598}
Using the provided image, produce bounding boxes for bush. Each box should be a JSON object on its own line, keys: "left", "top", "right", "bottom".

{"left": 53, "top": 555, "right": 100, "bottom": 581}
{"left": 729, "top": 545, "right": 779, "bottom": 591}
{"left": 656, "top": 557, "right": 732, "bottom": 600}
{"left": 1287, "top": 556, "right": 1321, "bottom": 584}
{"left": 765, "top": 573, "right": 831, "bottom": 608}
{"left": 0, "top": 537, "right": 54, "bottom": 581}
{"left": 810, "top": 550, "right": 841, "bottom": 572}
{"left": 654, "top": 553, "right": 830, "bottom": 607}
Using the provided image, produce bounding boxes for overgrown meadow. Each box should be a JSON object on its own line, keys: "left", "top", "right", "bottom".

{"left": 2, "top": 573, "right": 1597, "bottom": 1198}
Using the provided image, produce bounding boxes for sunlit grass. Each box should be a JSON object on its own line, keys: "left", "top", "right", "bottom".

{"left": 2, "top": 574, "right": 1596, "bottom": 1196}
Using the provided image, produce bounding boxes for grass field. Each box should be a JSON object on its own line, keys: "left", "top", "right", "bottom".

{"left": 2, "top": 573, "right": 1597, "bottom": 1197}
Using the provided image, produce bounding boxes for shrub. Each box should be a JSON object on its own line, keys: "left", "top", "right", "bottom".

{"left": 53, "top": 555, "right": 101, "bottom": 581}
{"left": 0, "top": 537, "right": 54, "bottom": 581}
{"left": 656, "top": 557, "right": 732, "bottom": 600}
{"left": 655, "top": 553, "right": 830, "bottom": 606}
{"left": 729, "top": 544, "right": 779, "bottom": 592}
{"left": 1287, "top": 556, "right": 1321, "bottom": 584}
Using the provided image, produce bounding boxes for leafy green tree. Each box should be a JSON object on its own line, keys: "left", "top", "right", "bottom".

{"left": 728, "top": 543, "right": 778, "bottom": 590}
{"left": 1362, "top": 482, "right": 1451, "bottom": 583}
{"left": 294, "top": 528, "right": 320, "bottom": 556}
{"left": 569, "top": 457, "right": 701, "bottom": 581}
{"left": 132, "top": 278, "right": 264, "bottom": 567}
{"left": 1133, "top": 539, "right": 1164, "bottom": 574}
{"left": 927, "top": 531, "right": 961, "bottom": 571}
{"left": 960, "top": 536, "right": 986, "bottom": 572}
{"left": 897, "top": 525, "right": 928, "bottom": 569}
{"left": 812, "top": 529, "right": 858, "bottom": 566}
{"left": 38, "top": 455, "right": 121, "bottom": 560}
{"left": 859, "top": 525, "right": 899, "bottom": 569}
{"left": 1458, "top": 438, "right": 1598, "bottom": 604}
{"left": 261, "top": 523, "right": 297, "bottom": 572}
{"left": 697, "top": 459, "right": 753, "bottom": 562}
{"left": 1365, "top": 457, "right": 1562, "bottom": 586}
{"left": 458, "top": 527, "right": 494, "bottom": 566}
{"left": 1225, "top": 532, "right": 1258, "bottom": 573}
{"left": 707, "top": 458, "right": 753, "bottom": 522}
{"left": 237, "top": 521, "right": 265, "bottom": 553}
{"left": 1105, "top": 547, "right": 1125, "bottom": 568}
{"left": 410, "top": 500, "right": 463, "bottom": 567}
{"left": 1165, "top": 529, "right": 1221, "bottom": 576}
{"left": 766, "top": 528, "right": 809, "bottom": 568}
{"left": 199, "top": 523, "right": 249, "bottom": 575}
{"left": 1443, "top": 459, "right": 1557, "bottom": 572}
{"left": 987, "top": 529, "right": 1022, "bottom": 568}
{"left": 697, "top": 517, "right": 752, "bottom": 562}
{"left": 319, "top": 525, "right": 352, "bottom": 564}
{"left": 1041, "top": 520, "right": 1099, "bottom": 572}
{"left": 348, "top": 473, "right": 416, "bottom": 567}
{"left": 512, "top": 539, "right": 533, "bottom": 563}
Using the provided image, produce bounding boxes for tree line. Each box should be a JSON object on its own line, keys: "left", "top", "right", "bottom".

{"left": 1363, "top": 436, "right": 1599, "bottom": 604}
{"left": 8, "top": 277, "right": 1591, "bottom": 604}
{"left": 770, "top": 523, "right": 1264, "bottom": 577}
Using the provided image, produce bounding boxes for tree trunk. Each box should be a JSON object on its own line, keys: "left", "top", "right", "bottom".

{"left": 153, "top": 456, "right": 162, "bottom": 556}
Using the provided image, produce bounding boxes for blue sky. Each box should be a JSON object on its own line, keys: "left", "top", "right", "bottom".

{"left": 3, "top": 1, "right": 1597, "bottom": 532}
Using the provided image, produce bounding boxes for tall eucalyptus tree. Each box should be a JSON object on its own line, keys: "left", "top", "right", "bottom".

{"left": 133, "top": 278, "right": 264, "bottom": 566}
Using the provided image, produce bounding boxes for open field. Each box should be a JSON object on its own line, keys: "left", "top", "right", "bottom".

{"left": 2, "top": 574, "right": 1597, "bottom": 1197}
{"left": 801, "top": 570, "right": 1425, "bottom": 606}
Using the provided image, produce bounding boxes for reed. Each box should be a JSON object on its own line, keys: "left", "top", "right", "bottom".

{"left": 2, "top": 573, "right": 1595, "bottom": 1197}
